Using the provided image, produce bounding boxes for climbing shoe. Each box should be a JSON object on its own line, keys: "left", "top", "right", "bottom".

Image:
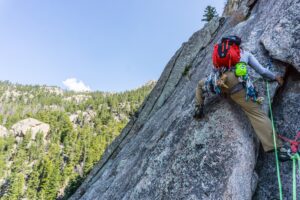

{"left": 193, "top": 105, "right": 204, "bottom": 119}
{"left": 278, "top": 146, "right": 291, "bottom": 162}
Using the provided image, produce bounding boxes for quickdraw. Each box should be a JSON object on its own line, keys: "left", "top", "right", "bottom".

{"left": 278, "top": 132, "right": 300, "bottom": 200}
{"left": 278, "top": 132, "right": 300, "bottom": 155}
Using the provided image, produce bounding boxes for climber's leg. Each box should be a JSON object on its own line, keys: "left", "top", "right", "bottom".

{"left": 194, "top": 79, "right": 206, "bottom": 119}
{"left": 230, "top": 89, "right": 282, "bottom": 152}
{"left": 195, "top": 79, "right": 205, "bottom": 106}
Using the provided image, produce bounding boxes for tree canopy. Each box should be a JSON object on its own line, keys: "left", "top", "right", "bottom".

{"left": 0, "top": 81, "right": 155, "bottom": 199}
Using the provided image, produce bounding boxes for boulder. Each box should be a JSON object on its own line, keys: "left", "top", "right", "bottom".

{"left": 69, "top": 110, "right": 97, "bottom": 128}
{"left": 43, "top": 86, "right": 64, "bottom": 96}
{"left": 11, "top": 118, "right": 50, "bottom": 141}
{"left": 63, "top": 95, "right": 91, "bottom": 104}
{"left": 0, "top": 125, "right": 8, "bottom": 137}
{"left": 1, "top": 90, "right": 21, "bottom": 102}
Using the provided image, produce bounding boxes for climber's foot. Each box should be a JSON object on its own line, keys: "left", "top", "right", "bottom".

{"left": 278, "top": 146, "right": 291, "bottom": 162}
{"left": 193, "top": 105, "right": 204, "bottom": 120}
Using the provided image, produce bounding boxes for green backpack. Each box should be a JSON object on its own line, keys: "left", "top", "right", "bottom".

{"left": 235, "top": 62, "right": 247, "bottom": 76}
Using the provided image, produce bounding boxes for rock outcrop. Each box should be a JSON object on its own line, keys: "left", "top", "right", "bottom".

{"left": 11, "top": 118, "right": 50, "bottom": 141}
{"left": 43, "top": 86, "right": 64, "bottom": 96}
{"left": 71, "top": 0, "right": 300, "bottom": 199}
{"left": 0, "top": 126, "right": 8, "bottom": 137}
{"left": 69, "top": 110, "right": 97, "bottom": 128}
{"left": 63, "top": 95, "right": 91, "bottom": 104}
{"left": 0, "top": 90, "right": 22, "bottom": 102}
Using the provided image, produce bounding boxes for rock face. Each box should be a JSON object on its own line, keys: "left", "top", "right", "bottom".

{"left": 71, "top": 0, "right": 300, "bottom": 199}
{"left": 223, "top": 0, "right": 249, "bottom": 16}
{"left": 260, "top": 1, "right": 300, "bottom": 72}
{"left": 11, "top": 118, "right": 50, "bottom": 141}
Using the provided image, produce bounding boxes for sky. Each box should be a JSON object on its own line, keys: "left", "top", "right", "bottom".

{"left": 0, "top": 0, "right": 225, "bottom": 92}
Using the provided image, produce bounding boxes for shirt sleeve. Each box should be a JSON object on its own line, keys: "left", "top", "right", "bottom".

{"left": 246, "top": 52, "right": 277, "bottom": 80}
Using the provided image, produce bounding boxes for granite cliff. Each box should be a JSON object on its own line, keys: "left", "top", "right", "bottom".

{"left": 71, "top": 0, "right": 300, "bottom": 199}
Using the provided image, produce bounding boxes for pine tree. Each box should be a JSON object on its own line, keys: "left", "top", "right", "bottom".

{"left": 202, "top": 6, "right": 218, "bottom": 22}
{"left": 5, "top": 173, "right": 25, "bottom": 200}
{"left": 26, "top": 165, "right": 40, "bottom": 199}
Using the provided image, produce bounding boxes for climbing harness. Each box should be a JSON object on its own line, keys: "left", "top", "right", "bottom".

{"left": 234, "top": 62, "right": 258, "bottom": 102}
{"left": 206, "top": 64, "right": 259, "bottom": 102}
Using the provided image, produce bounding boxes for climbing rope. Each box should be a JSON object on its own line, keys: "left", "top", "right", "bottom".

{"left": 266, "top": 58, "right": 283, "bottom": 199}
{"left": 266, "top": 79, "right": 283, "bottom": 200}
{"left": 251, "top": 58, "right": 300, "bottom": 199}
{"left": 267, "top": 79, "right": 300, "bottom": 200}
{"left": 266, "top": 59, "right": 300, "bottom": 200}
{"left": 291, "top": 153, "right": 300, "bottom": 200}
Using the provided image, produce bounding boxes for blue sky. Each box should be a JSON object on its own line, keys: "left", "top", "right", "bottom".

{"left": 0, "top": 0, "right": 225, "bottom": 92}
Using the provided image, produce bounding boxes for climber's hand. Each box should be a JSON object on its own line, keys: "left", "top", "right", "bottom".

{"left": 275, "top": 76, "right": 284, "bottom": 86}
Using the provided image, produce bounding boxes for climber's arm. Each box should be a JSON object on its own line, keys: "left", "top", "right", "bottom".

{"left": 247, "top": 52, "right": 276, "bottom": 80}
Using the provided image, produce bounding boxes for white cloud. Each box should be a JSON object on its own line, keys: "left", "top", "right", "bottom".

{"left": 63, "top": 78, "right": 91, "bottom": 92}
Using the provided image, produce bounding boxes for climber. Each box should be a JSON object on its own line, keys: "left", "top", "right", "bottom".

{"left": 193, "top": 35, "right": 290, "bottom": 161}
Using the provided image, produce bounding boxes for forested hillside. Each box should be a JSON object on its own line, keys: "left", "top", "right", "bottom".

{"left": 0, "top": 80, "right": 155, "bottom": 199}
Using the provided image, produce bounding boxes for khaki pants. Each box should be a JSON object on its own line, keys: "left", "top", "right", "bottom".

{"left": 195, "top": 71, "right": 282, "bottom": 152}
